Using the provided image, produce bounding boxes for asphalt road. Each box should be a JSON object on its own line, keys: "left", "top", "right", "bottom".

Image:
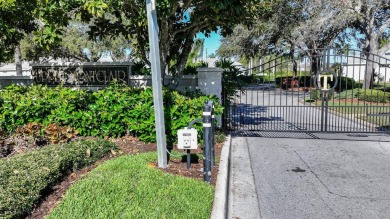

{"left": 229, "top": 88, "right": 376, "bottom": 132}
{"left": 227, "top": 87, "right": 390, "bottom": 218}
{"left": 229, "top": 133, "right": 390, "bottom": 219}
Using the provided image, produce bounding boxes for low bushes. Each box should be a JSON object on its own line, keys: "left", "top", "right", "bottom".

{"left": 357, "top": 89, "right": 390, "bottom": 103}
{"left": 334, "top": 88, "right": 360, "bottom": 99}
{"left": 1, "top": 123, "right": 80, "bottom": 158}
{"left": 334, "top": 89, "right": 390, "bottom": 102}
{"left": 0, "top": 84, "right": 222, "bottom": 144}
{"left": 335, "top": 77, "right": 361, "bottom": 91}
{"left": 0, "top": 139, "right": 116, "bottom": 219}
{"left": 276, "top": 76, "right": 313, "bottom": 88}
{"left": 309, "top": 89, "right": 334, "bottom": 101}
{"left": 330, "top": 88, "right": 390, "bottom": 103}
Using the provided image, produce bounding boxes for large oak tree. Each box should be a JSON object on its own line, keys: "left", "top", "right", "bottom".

{"left": 86, "top": 0, "right": 273, "bottom": 76}
{"left": 0, "top": 0, "right": 109, "bottom": 74}
{"left": 335, "top": 0, "right": 390, "bottom": 88}
{"left": 1, "top": 0, "right": 273, "bottom": 77}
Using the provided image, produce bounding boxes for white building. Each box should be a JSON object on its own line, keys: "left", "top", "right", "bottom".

{"left": 0, "top": 61, "right": 32, "bottom": 76}
{"left": 341, "top": 50, "right": 390, "bottom": 82}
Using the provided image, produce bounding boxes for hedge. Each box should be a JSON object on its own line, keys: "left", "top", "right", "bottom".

{"left": 0, "top": 84, "right": 222, "bottom": 144}
{"left": 274, "top": 76, "right": 361, "bottom": 90}
{"left": 335, "top": 77, "right": 361, "bottom": 91}
{"left": 334, "top": 88, "right": 360, "bottom": 99}
{"left": 0, "top": 139, "right": 116, "bottom": 219}
{"left": 331, "top": 88, "right": 390, "bottom": 103}
{"left": 309, "top": 89, "right": 334, "bottom": 101}
{"left": 275, "top": 76, "right": 314, "bottom": 87}
{"left": 357, "top": 89, "right": 390, "bottom": 103}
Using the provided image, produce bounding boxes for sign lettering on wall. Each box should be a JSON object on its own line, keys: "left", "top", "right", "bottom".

{"left": 31, "top": 63, "right": 132, "bottom": 86}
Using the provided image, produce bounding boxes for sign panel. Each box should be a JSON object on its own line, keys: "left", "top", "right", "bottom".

{"left": 31, "top": 63, "right": 132, "bottom": 86}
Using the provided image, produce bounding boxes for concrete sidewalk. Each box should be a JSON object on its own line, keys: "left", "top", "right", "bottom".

{"left": 213, "top": 132, "right": 390, "bottom": 219}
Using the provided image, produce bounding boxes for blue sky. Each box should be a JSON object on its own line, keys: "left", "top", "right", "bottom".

{"left": 196, "top": 31, "right": 221, "bottom": 59}
{"left": 182, "top": 9, "right": 222, "bottom": 59}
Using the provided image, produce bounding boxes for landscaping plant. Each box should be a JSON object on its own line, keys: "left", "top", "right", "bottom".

{"left": 0, "top": 139, "right": 116, "bottom": 219}
{"left": 0, "top": 84, "right": 222, "bottom": 144}
{"left": 216, "top": 58, "right": 245, "bottom": 106}
{"left": 357, "top": 89, "right": 390, "bottom": 103}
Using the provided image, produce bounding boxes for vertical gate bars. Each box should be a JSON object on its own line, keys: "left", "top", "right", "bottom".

{"left": 223, "top": 48, "right": 390, "bottom": 134}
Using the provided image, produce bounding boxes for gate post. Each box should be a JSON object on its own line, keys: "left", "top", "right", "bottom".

{"left": 197, "top": 67, "right": 223, "bottom": 102}
{"left": 203, "top": 100, "right": 214, "bottom": 183}
{"left": 320, "top": 91, "right": 330, "bottom": 132}
{"left": 197, "top": 67, "right": 223, "bottom": 126}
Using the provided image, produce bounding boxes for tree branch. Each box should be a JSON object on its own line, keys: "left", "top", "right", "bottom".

{"left": 182, "top": 0, "right": 192, "bottom": 10}
{"left": 377, "top": 17, "right": 390, "bottom": 37}
{"left": 172, "top": 20, "right": 208, "bottom": 37}
{"left": 170, "top": 2, "right": 180, "bottom": 16}
{"left": 378, "top": 43, "right": 390, "bottom": 56}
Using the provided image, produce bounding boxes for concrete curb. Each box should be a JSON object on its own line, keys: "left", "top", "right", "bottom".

{"left": 228, "top": 137, "right": 261, "bottom": 218}
{"left": 211, "top": 134, "right": 232, "bottom": 219}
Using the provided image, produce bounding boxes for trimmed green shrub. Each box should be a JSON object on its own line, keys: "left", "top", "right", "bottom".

{"left": 164, "top": 91, "right": 221, "bottom": 144}
{"left": 274, "top": 70, "right": 293, "bottom": 77}
{"left": 357, "top": 89, "right": 390, "bottom": 103}
{"left": 297, "top": 76, "right": 313, "bottom": 87}
{"left": 0, "top": 84, "right": 222, "bottom": 144}
{"left": 334, "top": 88, "right": 360, "bottom": 99}
{"left": 237, "top": 75, "right": 270, "bottom": 84}
{"left": 0, "top": 139, "right": 116, "bottom": 219}
{"left": 383, "top": 86, "right": 390, "bottom": 92}
{"left": 0, "top": 84, "right": 91, "bottom": 132}
{"left": 310, "top": 89, "right": 334, "bottom": 101}
{"left": 334, "top": 77, "right": 361, "bottom": 92}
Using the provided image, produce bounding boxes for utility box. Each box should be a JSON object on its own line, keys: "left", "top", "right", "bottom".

{"left": 177, "top": 128, "right": 198, "bottom": 150}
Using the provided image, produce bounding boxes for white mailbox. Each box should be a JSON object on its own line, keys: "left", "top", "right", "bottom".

{"left": 177, "top": 128, "right": 198, "bottom": 150}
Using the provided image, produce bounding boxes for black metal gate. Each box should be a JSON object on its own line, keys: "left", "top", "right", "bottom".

{"left": 223, "top": 48, "right": 390, "bottom": 133}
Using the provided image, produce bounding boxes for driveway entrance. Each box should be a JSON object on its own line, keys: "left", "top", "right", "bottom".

{"left": 228, "top": 133, "right": 390, "bottom": 218}
{"left": 223, "top": 48, "right": 390, "bottom": 133}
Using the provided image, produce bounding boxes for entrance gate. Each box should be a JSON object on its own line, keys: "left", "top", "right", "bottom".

{"left": 223, "top": 48, "right": 390, "bottom": 133}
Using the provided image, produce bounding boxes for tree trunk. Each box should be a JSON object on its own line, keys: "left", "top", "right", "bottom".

{"left": 160, "top": 56, "right": 168, "bottom": 79}
{"left": 174, "top": 30, "right": 197, "bottom": 76}
{"left": 364, "top": 53, "right": 375, "bottom": 89}
{"left": 159, "top": 19, "right": 170, "bottom": 77}
{"left": 310, "top": 55, "right": 319, "bottom": 75}
{"left": 363, "top": 40, "right": 378, "bottom": 89}
{"left": 14, "top": 44, "right": 22, "bottom": 76}
{"left": 289, "top": 47, "right": 297, "bottom": 78}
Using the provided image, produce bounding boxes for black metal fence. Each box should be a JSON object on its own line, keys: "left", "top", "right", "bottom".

{"left": 223, "top": 48, "right": 390, "bottom": 133}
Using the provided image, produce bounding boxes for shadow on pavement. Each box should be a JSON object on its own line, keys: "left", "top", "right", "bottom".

{"left": 232, "top": 131, "right": 390, "bottom": 142}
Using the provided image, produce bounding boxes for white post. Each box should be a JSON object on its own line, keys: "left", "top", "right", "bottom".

{"left": 146, "top": 0, "right": 167, "bottom": 168}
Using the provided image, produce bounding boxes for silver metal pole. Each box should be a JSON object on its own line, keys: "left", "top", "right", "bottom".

{"left": 146, "top": 0, "right": 167, "bottom": 168}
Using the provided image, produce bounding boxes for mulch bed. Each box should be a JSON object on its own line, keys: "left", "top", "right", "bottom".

{"left": 0, "top": 135, "right": 221, "bottom": 219}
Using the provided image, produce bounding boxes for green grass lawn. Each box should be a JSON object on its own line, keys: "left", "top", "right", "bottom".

{"left": 47, "top": 153, "right": 214, "bottom": 219}
{"left": 327, "top": 102, "right": 390, "bottom": 114}
{"left": 328, "top": 104, "right": 390, "bottom": 127}
{"left": 304, "top": 99, "right": 390, "bottom": 126}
